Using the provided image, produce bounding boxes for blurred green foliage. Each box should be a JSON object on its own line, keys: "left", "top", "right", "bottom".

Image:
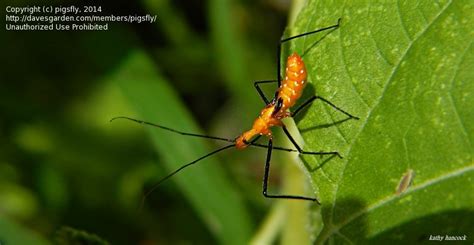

{"left": 1, "top": 0, "right": 290, "bottom": 244}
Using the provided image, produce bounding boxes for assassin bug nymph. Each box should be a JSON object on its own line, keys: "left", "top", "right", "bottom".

{"left": 111, "top": 18, "right": 359, "bottom": 204}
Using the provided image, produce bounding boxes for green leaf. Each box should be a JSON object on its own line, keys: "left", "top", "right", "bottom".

{"left": 112, "top": 50, "right": 252, "bottom": 245}
{"left": 287, "top": 0, "right": 473, "bottom": 243}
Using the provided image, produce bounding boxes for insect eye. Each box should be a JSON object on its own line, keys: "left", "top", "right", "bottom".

{"left": 272, "top": 98, "right": 283, "bottom": 115}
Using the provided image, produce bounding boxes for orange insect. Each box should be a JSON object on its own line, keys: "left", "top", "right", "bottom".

{"left": 111, "top": 18, "right": 358, "bottom": 203}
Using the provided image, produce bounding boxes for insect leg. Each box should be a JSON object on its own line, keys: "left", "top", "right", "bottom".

{"left": 254, "top": 80, "right": 278, "bottom": 105}
{"left": 281, "top": 124, "right": 342, "bottom": 158}
{"left": 277, "top": 18, "right": 341, "bottom": 87}
{"left": 280, "top": 18, "right": 341, "bottom": 44}
{"left": 291, "top": 96, "right": 359, "bottom": 119}
{"left": 262, "top": 138, "right": 319, "bottom": 202}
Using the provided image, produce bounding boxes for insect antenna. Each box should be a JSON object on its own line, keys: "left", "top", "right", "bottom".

{"left": 111, "top": 116, "right": 235, "bottom": 143}
{"left": 140, "top": 144, "right": 235, "bottom": 209}
{"left": 110, "top": 116, "right": 299, "bottom": 153}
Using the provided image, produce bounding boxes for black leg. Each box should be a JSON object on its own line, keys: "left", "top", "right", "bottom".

{"left": 277, "top": 18, "right": 342, "bottom": 87}
{"left": 254, "top": 80, "right": 278, "bottom": 105}
{"left": 282, "top": 125, "right": 303, "bottom": 152}
{"left": 281, "top": 125, "right": 342, "bottom": 158}
{"left": 292, "top": 95, "right": 359, "bottom": 120}
{"left": 262, "top": 139, "right": 319, "bottom": 202}
{"left": 291, "top": 96, "right": 317, "bottom": 117}
{"left": 280, "top": 18, "right": 341, "bottom": 44}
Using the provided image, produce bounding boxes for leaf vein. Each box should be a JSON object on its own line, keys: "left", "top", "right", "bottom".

{"left": 416, "top": 2, "right": 429, "bottom": 23}
{"left": 396, "top": 0, "right": 412, "bottom": 41}
{"left": 327, "top": 0, "right": 453, "bottom": 240}
{"left": 447, "top": 41, "right": 473, "bottom": 157}
{"left": 367, "top": 3, "right": 392, "bottom": 67}
{"left": 334, "top": 164, "right": 474, "bottom": 232}
{"left": 337, "top": 22, "right": 371, "bottom": 108}
{"left": 323, "top": 102, "right": 349, "bottom": 144}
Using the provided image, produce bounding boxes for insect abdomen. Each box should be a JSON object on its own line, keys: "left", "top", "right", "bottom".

{"left": 278, "top": 53, "right": 307, "bottom": 110}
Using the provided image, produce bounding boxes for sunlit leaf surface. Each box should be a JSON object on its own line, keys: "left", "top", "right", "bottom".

{"left": 287, "top": 1, "right": 473, "bottom": 243}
